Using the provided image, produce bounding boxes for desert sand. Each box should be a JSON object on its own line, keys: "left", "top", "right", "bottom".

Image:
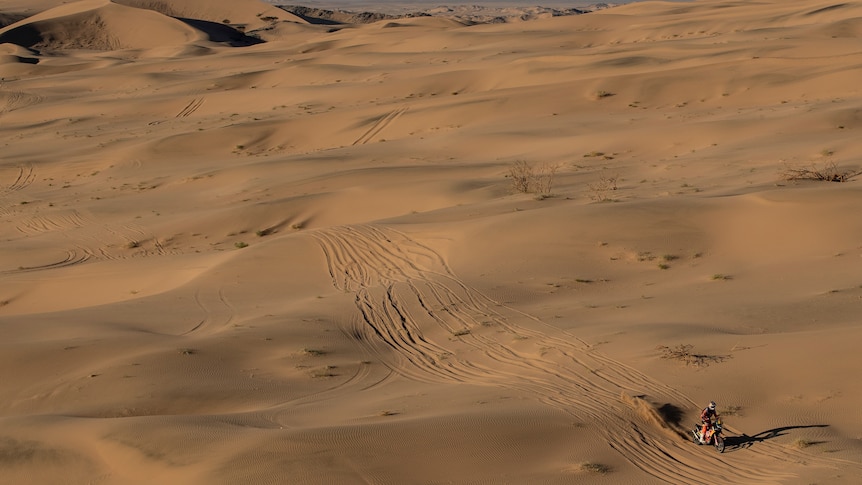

{"left": 1, "top": 0, "right": 862, "bottom": 483}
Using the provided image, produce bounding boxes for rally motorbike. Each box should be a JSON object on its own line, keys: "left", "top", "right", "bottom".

{"left": 692, "top": 419, "right": 725, "bottom": 453}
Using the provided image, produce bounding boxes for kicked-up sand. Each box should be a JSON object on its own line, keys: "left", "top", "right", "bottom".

{"left": 1, "top": 0, "right": 862, "bottom": 483}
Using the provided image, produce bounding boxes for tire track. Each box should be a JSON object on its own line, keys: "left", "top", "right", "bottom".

{"left": 351, "top": 107, "right": 408, "bottom": 145}
{"left": 15, "top": 210, "right": 87, "bottom": 235}
{"left": 0, "top": 248, "right": 91, "bottom": 275}
{"left": 0, "top": 164, "right": 36, "bottom": 216}
{"left": 311, "top": 224, "right": 853, "bottom": 484}
{"left": 183, "top": 286, "right": 235, "bottom": 335}
{"left": 176, "top": 97, "right": 204, "bottom": 118}
{"left": 8, "top": 164, "right": 35, "bottom": 191}
{"left": 12, "top": 206, "right": 177, "bottom": 261}
{"left": 0, "top": 91, "right": 44, "bottom": 114}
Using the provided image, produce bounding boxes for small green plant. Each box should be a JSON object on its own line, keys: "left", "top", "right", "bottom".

{"left": 595, "top": 90, "right": 615, "bottom": 99}
{"left": 452, "top": 329, "right": 471, "bottom": 337}
{"left": 658, "top": 263, "right": 670, "bottom": 270}
{"left": 712, "top": 274, "right": 732, "bottom": 280}
{"left": 234, "top": 241, "right": 249, "bottom": 249}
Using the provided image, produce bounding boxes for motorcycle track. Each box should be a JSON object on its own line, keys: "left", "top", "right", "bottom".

{"left": 310, "top": 224, "right": 850, "bottom": 484}
{"left": 351, "top": 107, "right": 408, "bottom": 146}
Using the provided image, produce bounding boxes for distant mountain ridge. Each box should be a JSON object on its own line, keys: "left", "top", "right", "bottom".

{"left": 278, "top": 3, "right": 615, "bottom": 25}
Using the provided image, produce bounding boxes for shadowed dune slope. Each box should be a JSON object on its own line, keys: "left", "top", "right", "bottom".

{"left": 0, "top": 0, "right": 299, "bottom": 51}
{"left": 112, "top": 0, "right": 307, "bottom": 29}
{"left": 0, "top": 0, "right": 202, "bottom": 50}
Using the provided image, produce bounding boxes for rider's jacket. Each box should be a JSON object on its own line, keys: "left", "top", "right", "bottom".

{"left": 701, "top": 407, "right": 718, "bottom": 423}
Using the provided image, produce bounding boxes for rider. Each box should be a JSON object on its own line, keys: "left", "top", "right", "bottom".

{"left": 699, "top": 401, "right": 720, "bottom": 443}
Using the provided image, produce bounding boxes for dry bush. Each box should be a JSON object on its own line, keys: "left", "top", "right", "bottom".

{"left": 792, "top": 438, "right": 822, "bottom": 449}
{"left": 509, "top": 160, "right": 533, "bottom": 193}
{"left": 588, "top": 171, "right": 619, "bottom": 201}
{"left": 594, "top": 90, "right": 615, "bottom": 99}
{"left": 508, "top": 161, "right": 558, "bottom": 196}
{"left": 722, "top": 405, "right": 743, "bottom": 416}
{"left": 657, "top": 344, "right": 730, "bottom": 367}
{"left": 578, "top": 462, "right": 611, "bottom": 474}
{"left": 781, "top": 160, "right": 861, "bottom": 183}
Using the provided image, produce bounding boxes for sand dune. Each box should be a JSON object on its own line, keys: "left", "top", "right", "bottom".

{"left": 0, "top": 0, "right": 206, "bottom": 51}
{"left": 1, "top": 0, "right": 862, "bottom": 483}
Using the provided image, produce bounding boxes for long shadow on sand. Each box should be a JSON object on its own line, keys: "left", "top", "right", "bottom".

{"left": 177, "top": 18, "right": 264, "bottom": 47}
{"left": 723, "top": 424, "right": 829, "bottom": 452}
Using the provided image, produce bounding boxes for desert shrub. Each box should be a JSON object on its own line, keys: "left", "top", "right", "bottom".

{"left": 311, "top": 365, "right": 337, "bottom": 378}
{"left": 301, "top": 348, "right": 327, "bottom": 356}
{"left": 657, "top": 344, "right": 730, "bottom": 367}
{"left": 781, "top": 160, "right": 861, "bottom": 182}
{"left": 792, "top": 438, "right": 821, "bottom": 449}
{"left": 588, "top": 171, "right": 619, "bottom": 201}
{"left": 507, "top": 161, "right": 558, "bottom": 195}
{"left": 578, "top": 462, "right": 611, "bottom": 474}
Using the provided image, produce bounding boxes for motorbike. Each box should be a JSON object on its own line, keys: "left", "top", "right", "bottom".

{"left": 691, "top": 419, "right": 725, "bottom": 453}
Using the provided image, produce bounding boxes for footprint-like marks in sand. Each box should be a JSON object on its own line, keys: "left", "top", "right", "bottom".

{"left": 312, "top": 224, "right": 853, "bottom": 484}
{"left": 352, "top": 107, "right": 408, "bottom": 145}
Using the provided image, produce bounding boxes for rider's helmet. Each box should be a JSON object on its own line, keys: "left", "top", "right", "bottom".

{"left": 708, "top": 401, "right": 716, "bottom": 410}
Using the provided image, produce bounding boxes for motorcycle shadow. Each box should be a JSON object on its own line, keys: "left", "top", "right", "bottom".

{"left": 723, "top": 424, "right": 829, "bottom": 452}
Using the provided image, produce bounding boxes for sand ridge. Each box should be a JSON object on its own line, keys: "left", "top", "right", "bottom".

{"left": 1, "top": 0, "right": 862, "bottom": 483}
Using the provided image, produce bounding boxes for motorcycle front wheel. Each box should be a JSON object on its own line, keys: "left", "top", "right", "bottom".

{"left": 714, "top": 435, "right": 725, "bottom": 453}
